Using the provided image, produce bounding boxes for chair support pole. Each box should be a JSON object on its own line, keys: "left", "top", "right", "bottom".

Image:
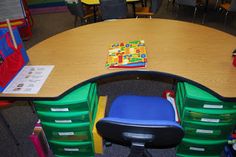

{"left": 74, "top": 16, "right": 78, "bottom": 27}
{"left": 224, "top": 11, "right": 229, "bottom": 26}
{"left": 128, "top": 143, "right": 152, "bottom": 157}
{"left": 193, "top": 7, "right": 197, "bottom": 22}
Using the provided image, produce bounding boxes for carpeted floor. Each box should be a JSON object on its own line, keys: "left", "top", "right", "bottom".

{"left": 0, "top": 0, "right": 235, "bottom": 157}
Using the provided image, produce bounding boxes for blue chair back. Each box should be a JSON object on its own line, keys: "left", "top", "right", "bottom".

{"left": 151, "top": 0, "right": 163, "bottom": 14}
{"left": 99, "top": 0, "right": 128, "bottom": 20}
{"left": 176, "top": 0, "right": 197, "bottom": 6}
{"left": 66, "top": 1, "right": 85, "bottom": 18}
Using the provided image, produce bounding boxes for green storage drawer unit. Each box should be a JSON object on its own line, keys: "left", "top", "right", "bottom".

{"left": 42, "top": 122, "right": 92, "bottom": 142}
{"left": 33, "top": 83, "right": 98, "bottom": 157}
{"left": 49, "top": 140, "right": 94, "bottom": 157}
{"left": 36, "top": 86, "right": 98, "bottom": 124}
{"left": 176, "top": 138, "right": 227, "bottom": 156}
{"left": 37, "top": 111, "right": 90, "bottom": 124}
{"left": 176, "top": 82, "right": 236, "bottom": 156}
{"left": 34, "top": 83, "right": 97, "bottom": 113}
{"left": 180, "top": 82, "right": 236, "bottom": 110}
{"left": 182, "top": 107, "right": 236, "bottom": 124}
{"left": 182, "top": 120, "right": 234, "bottom": 140}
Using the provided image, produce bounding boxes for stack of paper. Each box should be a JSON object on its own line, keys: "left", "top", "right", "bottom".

{"left": 105, "top": 40, "right": 147, "bottom": 69}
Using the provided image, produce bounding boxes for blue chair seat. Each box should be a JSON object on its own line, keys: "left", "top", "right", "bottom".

{"left": 109, "top": 95, "right": 175, "bottom": 121}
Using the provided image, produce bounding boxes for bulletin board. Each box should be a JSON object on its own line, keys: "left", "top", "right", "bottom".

{"left": 0, "top": 0, "right": 25, "bottom": 22}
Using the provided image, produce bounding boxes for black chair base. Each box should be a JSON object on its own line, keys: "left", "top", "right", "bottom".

{"left": 128, "top": 143, "right": 152, "bottom": 157}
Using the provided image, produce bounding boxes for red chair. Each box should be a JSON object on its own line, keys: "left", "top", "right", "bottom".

{"left": 20, "top": 0, "right": 33, "bottom": 40}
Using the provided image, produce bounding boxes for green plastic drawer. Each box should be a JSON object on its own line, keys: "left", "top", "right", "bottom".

{"left": 34, "top": 83, "right": 97, "bottom": 112}
{"left": 37, "top": 111, "right": 90, "bottom": 124}
{"left": 89, "top": 86, "right": 98, "bottom": 119}
{"left": 182, "top": 120, "right": 234, "bottom": 140}
{"left": 176, "top": 84, "right": 185, "bottom": 118}
{"left": 183, "top": 107, "right": 236, "bottom": 124}
{"left": 180, "top": 82, "right": 236, "bottom": 110}
{"left": 91, "top": 94, "right": 99, "bottom": 127}
{"left": 176, "top": 138, "right": 227, "bottom": 156}
{"left": 42, "top": 122, "right": 92, "bottom": 142}
{"left": 49, "top": 140, "right": 94, "bottom": 156}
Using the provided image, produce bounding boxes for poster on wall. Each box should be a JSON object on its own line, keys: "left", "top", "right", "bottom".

{"left": 0, "top": 0, "right": 25, "bottom": 22}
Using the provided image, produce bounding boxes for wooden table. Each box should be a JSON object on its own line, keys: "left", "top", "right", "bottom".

{"left": 0, "top": 19, "right": 235, "bottom": 101}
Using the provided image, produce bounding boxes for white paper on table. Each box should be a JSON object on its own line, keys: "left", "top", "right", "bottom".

{"left": 3, "top": 65, "right": 54, "bottom": 94}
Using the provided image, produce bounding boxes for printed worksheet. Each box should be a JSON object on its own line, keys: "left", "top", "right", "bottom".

{"left": 3, "top": 65, "right": 54, "bottom": 94}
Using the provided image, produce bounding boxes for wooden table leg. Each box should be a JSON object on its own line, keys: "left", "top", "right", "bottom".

{"left": 93, "top": 5, "right": 96, "bottom": 22}
{"left": 202, "top": 0, "right": 208, "bottom": 24}
{"left": 132, "top": 2, "right": 136, "bottom": 17}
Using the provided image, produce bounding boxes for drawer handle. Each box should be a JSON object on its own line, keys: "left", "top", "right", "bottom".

{"left": 201, "top": 118, "right": 220, "bottom": 123}
{"left": 64, "top": 148, "right": 79, "bottom": 152}
{"left": 51, "top": 108, "right": 69, "bottom": 112}
{"left": 203, "top": 104, "right": 223, "bottom": 109}
{"left": 55, "top": 120, "right": 72, "bottom": 123}
{"left": 58, "top": 132, "right": 74, "bottom": 136}
{"left": 189, "top": 147, "right": 205, "bottom": 152}
{"left": 196, "top": 129, "right": 213, "bottom": 134}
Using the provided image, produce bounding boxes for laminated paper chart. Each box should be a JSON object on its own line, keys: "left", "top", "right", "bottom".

{"left": 3, "top": 65, "right": 54, "bottom": 94}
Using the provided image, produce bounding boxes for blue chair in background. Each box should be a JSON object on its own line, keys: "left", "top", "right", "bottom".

{"left": 96, "top": 95, "right": 184, "bottom": 157}
{"left": 175, "top": 0, "right": 204, "bottom": 22}
{"left": 66, "top": 0, "right": 96, "bottom": 27}
{"left": 99, "top": 0, "right": 128, "bottom": 20}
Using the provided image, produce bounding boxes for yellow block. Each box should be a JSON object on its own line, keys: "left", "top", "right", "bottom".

{"left": 92, "top": 96, "right": 107, "bottom": 154}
